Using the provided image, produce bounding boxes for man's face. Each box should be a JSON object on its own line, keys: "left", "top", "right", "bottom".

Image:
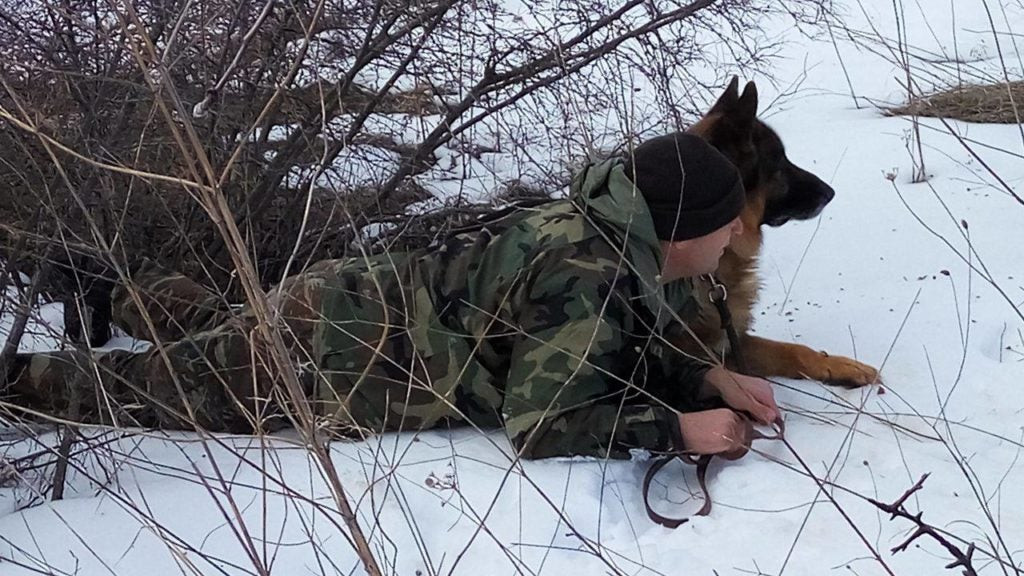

{"left": 660, "top": 216, "right": 744, "bottom": 282}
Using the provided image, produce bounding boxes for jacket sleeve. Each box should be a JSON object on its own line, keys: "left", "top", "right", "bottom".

{"left": 500, "top": 244, "right": 686, "bottom": 460}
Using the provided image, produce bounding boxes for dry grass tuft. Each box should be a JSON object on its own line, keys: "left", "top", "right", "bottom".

{"left": 888, "top": 81, "right": 1024, "bottom": 123}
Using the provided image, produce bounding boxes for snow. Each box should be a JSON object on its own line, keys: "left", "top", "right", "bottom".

{"left": 0, "top": 282, "right": 64, "bottom": 353}
{"left": 3, "top": 1, "right": 1024, "bottom": 574}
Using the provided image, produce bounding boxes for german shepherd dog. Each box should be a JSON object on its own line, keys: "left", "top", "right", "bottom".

{"left": 683, "top": 78, "right": 879, "bottom": 387}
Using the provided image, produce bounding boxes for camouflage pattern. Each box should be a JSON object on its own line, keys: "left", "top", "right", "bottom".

{"left": 111, "top": 260, "right": 234, "bottom": 342}
{"left": 5, "top": 158, "right": 715, "bottom": 459}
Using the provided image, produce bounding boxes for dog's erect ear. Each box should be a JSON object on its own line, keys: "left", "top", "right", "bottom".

{"left": 736, "top": 81, "right": 758, "bottom": 125}
{"left": 709, "top": 76, "right": 741, "bottom": 115}
{"left": 708, "top": 78, "right": 758, "bottom": 134}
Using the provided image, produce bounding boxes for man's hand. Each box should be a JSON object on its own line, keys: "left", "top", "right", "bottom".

{"left": 703, "top": 366, "right": 780, "bottom": 425}
{"left": 677, "top": 408, "right": 751, "bottom": 459}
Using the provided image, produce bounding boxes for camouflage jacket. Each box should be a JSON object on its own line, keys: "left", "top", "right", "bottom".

{"left": 316, "top": 158, "right": 710, "bottom": 459}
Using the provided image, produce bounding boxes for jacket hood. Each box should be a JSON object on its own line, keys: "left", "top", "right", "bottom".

{"left": 569, "top": 157, "right": 663, "bottom": 257}
{"left": 569, "top": 157, "right": 679, "bottom": 329}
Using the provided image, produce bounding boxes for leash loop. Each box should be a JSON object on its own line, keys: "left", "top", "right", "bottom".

{"left": 642, "top": 417, "right": 785, "bottom": 529}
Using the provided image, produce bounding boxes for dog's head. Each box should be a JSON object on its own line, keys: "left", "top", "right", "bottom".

{"left": 688, "top": 78, "right": 835, "bottom": 228}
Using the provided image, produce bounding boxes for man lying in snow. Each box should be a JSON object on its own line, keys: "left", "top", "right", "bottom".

{"left": 6, "top": 133, "right": 779, "bottom": 460}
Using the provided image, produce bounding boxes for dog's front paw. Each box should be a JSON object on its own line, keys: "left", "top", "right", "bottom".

{"left": 816, "top": 352, "right": 880, "bottom": 388}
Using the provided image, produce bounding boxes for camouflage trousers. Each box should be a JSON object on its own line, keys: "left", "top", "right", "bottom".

{"left": 5, "top": 258, "right": 455, "bottom": 434}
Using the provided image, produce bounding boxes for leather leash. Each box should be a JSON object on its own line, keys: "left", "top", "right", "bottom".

{"left": 642, "top": 453, "right": 713, "bottom": 528}
{"left": 641, "top": 275, "right": 782, "bottom": 528}
{"left": 643, "top": 418, "right": 785, "bottom": 528}
{"left": 705, "top": 273, "right": 748, "bottom": 373}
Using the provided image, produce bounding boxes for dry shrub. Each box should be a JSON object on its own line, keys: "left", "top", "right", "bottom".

{"left": 0, "top": 0, "right": 833, "bottom": 341}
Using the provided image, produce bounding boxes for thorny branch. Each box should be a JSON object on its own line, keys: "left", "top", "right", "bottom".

{"left": 868, "top": 474, "right": 979, "bottom": 576}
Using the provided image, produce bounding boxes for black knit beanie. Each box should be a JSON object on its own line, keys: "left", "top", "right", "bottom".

{"left": 624, "top": 132, "right": 744, "bottom": 241}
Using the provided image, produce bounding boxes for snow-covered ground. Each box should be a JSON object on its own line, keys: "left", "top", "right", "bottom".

{"left": 2, "top": 1, "right": 1023, "bottom": 574}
